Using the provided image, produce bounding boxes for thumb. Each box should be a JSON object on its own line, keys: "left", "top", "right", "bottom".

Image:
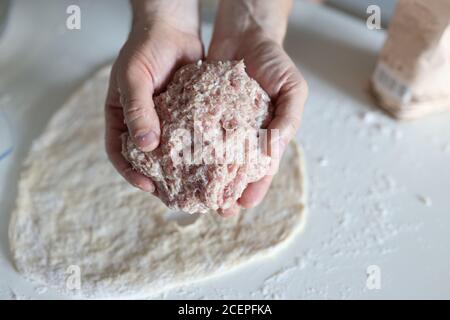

{"left": 117, "top": 63, "right": 160, "bottom": 152}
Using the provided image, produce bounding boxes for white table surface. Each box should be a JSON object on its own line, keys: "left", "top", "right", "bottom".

{"left": 1, "top": 0, "right": 449, "bottom": 300}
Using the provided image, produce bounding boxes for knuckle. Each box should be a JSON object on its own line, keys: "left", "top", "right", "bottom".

{"left": 122, "top": 99, "right": 148, "bottom": 123}
{"left": 104, "top": 144, "right": 120, "bottom": 166}
{"left": 106, "top": 150, "right": 122, "bottom": 173}
{"left": 123, "top": 168, "right": 135, "bottom": 182}
{"left": 281, "top": 135, "right": 291, "bottom": 147}
{"left": 118, "top": 50, "right": 153, "bottom": 80}
{"left": 293, "top": 71, "right": 309, "bottom": 97}
{"left": 283, "top": 116, "right": 300, "bottom": 139}
{"left": 298, "top": 77, "right": 309, "bottom": 97}
{"left": 104, "top": 140, "right": 113, "bottom": 158}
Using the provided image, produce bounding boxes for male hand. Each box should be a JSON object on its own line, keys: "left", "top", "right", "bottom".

{"left": 209, "top": 0, "right": 308, "bottom": 216}
{"left": 105, "top": 0, "right": 202, "bottom": 192}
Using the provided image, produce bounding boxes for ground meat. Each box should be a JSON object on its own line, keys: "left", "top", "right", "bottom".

{"left": 122, "top": 60, "right": 273, "bottom": 214}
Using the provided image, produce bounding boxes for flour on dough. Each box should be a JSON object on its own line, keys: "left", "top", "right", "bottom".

{"left": 8, "top": 66, "right": 307, "bottom": 299}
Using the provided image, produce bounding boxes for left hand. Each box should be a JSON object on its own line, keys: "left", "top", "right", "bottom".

{"left": 208, "top": 5, "right": 308, "bottom": 216}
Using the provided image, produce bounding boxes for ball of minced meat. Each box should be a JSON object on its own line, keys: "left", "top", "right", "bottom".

{"left": 122, "top": 60, "right": 273, "bottom": 214}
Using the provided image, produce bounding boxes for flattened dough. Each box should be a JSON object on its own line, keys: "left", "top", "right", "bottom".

{"left": 8, "top": 66, "right": 307, "bottom": 299}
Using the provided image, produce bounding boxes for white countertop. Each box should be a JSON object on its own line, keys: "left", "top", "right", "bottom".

{"left": 1, "top": 0, "right": 449, "bottom": 300}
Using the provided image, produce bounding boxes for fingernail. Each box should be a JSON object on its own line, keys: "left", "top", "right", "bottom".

{"left": 241, "top": 198, "right": 259, "bottom": 209}
{"left": 147, "top": 183, "right": 155, "bottom": 193}
{"left": 136, "top": 181, "right": 155, "bottom": 193}
{"left": 134, "top": 130, "right": 159, "bottom": 152}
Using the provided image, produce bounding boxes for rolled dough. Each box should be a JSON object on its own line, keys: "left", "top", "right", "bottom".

{"left": 8, "top": 66, "right": 307, "bottom": 299}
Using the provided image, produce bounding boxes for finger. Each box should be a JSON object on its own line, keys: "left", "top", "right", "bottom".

{"left": 268, "top": 69, "right": 308, "bottom": 165}
{"left": 105, "top": 66, "right": 155, "bottom": 193}
{"left": 238, "top": 129, "right": 287, "bottom": 208}
{"left": 117, "top": 60, "right": 161, "bottom": 152}
{"left": 105, "top": 127, "right": 155, "bottom": 193}
{"left": 240, "top": 68, "right": 308, "bottom": 208}
{"left": 238, "top": 175, "right": 274, "bottom": 208}
{"left": 218, "top": 202, "right": 241, "bottom": 217}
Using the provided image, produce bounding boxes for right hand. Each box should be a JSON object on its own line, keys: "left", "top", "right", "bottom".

{"left": 105, "top": 3, "right": 203, "bottom": 192}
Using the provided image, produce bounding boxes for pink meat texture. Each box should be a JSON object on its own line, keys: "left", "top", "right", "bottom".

{"left": 122, "top": 60, "right": 273, "bottom": 214}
